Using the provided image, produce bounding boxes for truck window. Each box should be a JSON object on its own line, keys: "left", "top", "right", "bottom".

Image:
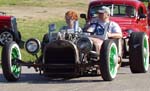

{"left": 89, "top": 4, "right": 136, "bottom": 17}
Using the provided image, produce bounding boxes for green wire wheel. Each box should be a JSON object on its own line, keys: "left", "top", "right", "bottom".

{"left": 129, "top": 32, "right": 149, "bottom": 73}
{"left": 100, "top": 39, "right": 119, "bottom": 81}
{"left": 2, "top": 41, "right": 22, "bottom": 82}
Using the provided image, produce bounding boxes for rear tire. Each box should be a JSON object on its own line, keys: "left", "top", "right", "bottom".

{"left": 99, "top": 40, "right": 119, "bottom": 81}
{"left": 1, "top": 42, "right": 21, "bottom": 82}
{"left": 129, "top": 32, "right": 149, "bottom": 73}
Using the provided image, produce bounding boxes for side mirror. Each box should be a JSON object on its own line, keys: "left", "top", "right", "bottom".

{"left": 80, "top": 13, "right": 87, "bottom": 19}
{"left": 139, "top": 14, "right": 146, "bottom": 19}
{"left": 49, "top": 24, "right": 56, "bottom": 32}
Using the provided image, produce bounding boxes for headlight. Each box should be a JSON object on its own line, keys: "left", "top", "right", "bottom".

{"left": 77, "top": 37, "right": 93, "bottom": 53}
{"left": 25, "top": 38, "right": 41, "bottom": 54}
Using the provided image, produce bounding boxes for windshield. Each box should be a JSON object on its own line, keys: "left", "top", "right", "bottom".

{"left": 89, "top": 4, "right": 136, "bottom": 18}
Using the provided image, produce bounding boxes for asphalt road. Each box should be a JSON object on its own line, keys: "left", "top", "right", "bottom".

{"left": 0, "top": 60, "right": 150, "bottom": 91}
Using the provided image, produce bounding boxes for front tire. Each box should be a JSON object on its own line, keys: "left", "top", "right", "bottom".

{"left": 1, "top": 42, "right": 22, "bottom": 82}
{"left": 99, "top": 40, "right": 119, "bottom": 81}
{"left": 129, "top": 32, "right": 149, "bottom": 73}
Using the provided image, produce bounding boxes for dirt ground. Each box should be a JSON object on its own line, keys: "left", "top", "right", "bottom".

{"left": 0, "top": 3, "right": 88, "bottom": 20}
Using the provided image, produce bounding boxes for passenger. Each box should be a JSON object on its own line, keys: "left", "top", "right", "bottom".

{"left": 60, "top": 10, "right": 82, "bottom": 33}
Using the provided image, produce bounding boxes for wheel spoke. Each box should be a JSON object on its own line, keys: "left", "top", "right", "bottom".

{"left": 109, "top": 44, "right": 117, "bottom": 77}
{"left": 10, "top": 47, "right": 21, "bottom": 77}
{"left": 143, "top": 36, "right": 149, "bottom": 70}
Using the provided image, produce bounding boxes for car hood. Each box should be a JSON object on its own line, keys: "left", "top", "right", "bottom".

{"left": 0, "top": 16, "right": 12, "bottom": 29}
{"left": 0, "top": 16, "right": 11, "bottom": 21}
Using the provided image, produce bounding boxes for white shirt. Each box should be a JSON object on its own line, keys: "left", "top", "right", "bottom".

{"left": 87, "top": 18, "right": 122, "bottom": 40}
{"left": 90, "top": 17, "right": 122, "bottom": 33}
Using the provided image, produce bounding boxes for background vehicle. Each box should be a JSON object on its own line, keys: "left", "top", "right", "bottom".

{"left": 81, "top": 0, "right": 150, "bottom": 58}
{"left": 0, "top": 12, "right": 21, "bottom": 46}
{"left": 1, "top": 22, "right": 149, "bottom": 82}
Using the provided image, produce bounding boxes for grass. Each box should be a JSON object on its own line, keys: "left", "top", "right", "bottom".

{"left": 18, "top": 18, "right": 65, "bottom": 41}
{"left": 18, "top": 18, "right": 85, "bottom": 41}
{"left": 0, "top": 0, "right": 88, "bottom": 8}
{"left": 17, "top": 19, "right": 65, "bottom": 62}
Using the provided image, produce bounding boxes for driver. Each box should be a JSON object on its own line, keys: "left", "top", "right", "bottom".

{"left": 87, "top": 6, "right": 122, "bottom": 51}
{"left": 125, "top": 6, "right": 134, "bottom": 17}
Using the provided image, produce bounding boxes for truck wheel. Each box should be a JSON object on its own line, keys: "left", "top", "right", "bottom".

{"left": 1, "top": 42, "right": 21, "bottom": 82}
{"left": 129, "top": 32, "right": 149, "bottom": 73}
{"left": 100, "top": 40, "right": 119, "bottom": 81}
{"left": 0, "top": 30, "right": 14, "bottom": 46}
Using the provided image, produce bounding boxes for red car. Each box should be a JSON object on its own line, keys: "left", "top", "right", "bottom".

{"left": 81, "top": 0, "right": 150, "bottom": 56}
{"left": 0, "top": 12, "right": 21, "bottom": 46}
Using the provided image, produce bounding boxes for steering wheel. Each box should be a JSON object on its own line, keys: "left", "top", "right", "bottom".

{"left": 88, "top": 22, "right": 105, "bottom": 35}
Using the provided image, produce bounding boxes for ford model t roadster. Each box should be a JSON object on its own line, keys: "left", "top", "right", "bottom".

{"left": 1, "top": 22, "right": 149, "bottom": 82}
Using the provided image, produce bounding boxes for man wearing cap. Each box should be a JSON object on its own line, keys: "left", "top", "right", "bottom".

{"left": 86, "top": 6, "right": 122, "bottom": 54}
{"left": 87, "top": 6, "right": 122, "bottom": 39}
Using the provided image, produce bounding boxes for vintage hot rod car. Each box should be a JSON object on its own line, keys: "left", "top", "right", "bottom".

{"left": 0, "top": 12, "right": 21, "bottom": 46}
{"left": 1, "top": 21, "right": 149, "bottom": 82}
